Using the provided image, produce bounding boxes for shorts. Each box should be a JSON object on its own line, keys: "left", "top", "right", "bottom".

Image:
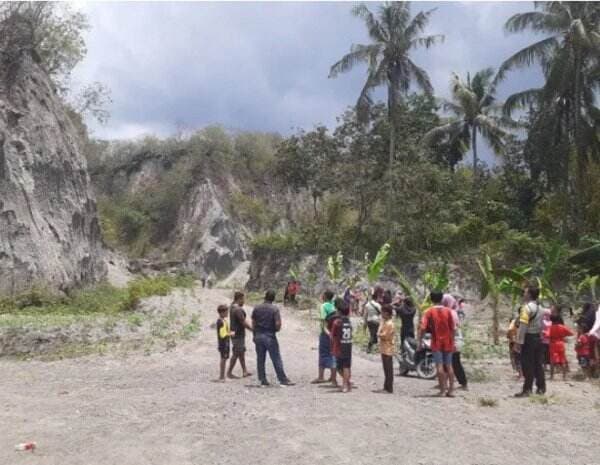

{"left": 231, "top": 337, "right": 246, "bottom": 355}
{"left": 219, "top": 345, "right": 230, "bottom": 360}
{"left": 319, "top": 332, "right": 335, "bottom": 369}
{"left": 432, "top": 351, "right": 453, "bottom": 365}
{"left": 336, "top": 356, "right": 352, "bottom": 371}
{"left": 578, "top": 356, "right": 590, "bottom": 368}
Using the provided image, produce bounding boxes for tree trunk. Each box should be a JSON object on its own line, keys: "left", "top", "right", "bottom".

{"left": 492, "top": 295, "right": 499, "bottom": 345}
{"left": 472, "top": 125, "right": 478, "bottom": 181}
{"left": 573, "top": 51, "right": 585, "bottom": 239}
{"left": 386, "top": 71, "right": 400, "bottom": 239}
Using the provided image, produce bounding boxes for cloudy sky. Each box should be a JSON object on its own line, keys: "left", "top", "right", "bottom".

{"left": 72, "top": 1, "right": 543, "bottom": 141}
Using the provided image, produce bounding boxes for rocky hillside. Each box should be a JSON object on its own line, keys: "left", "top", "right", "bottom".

{"left": 86, "top": 131, "right": 300, "bottom": 282}
{"left": 0, "top": 55, "right": 106, "bottom": 295}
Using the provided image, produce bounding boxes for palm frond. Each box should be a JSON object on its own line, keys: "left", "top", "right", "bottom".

{"left": 406, "top": 59, "right": 433, "bottom": 95}
{"left": 494, "top": 36, "right": 559, "bottom": 85}
{"left": 503, "top": 88, "right": 543, "bottom": 116}
{"left": 423, "top": 120, "right": 466, "bottom": 146}
{"left": 505, "top": 11, "right": 564, "bottom": 34}
{"left": 475, "top": 115, "right": 507, "bottom": 154}
{"left": 441, "top": 100, "right": 465, "bottom": 117}
{"left": 410, "top": 34, "right": 444, "bottom": 50}
{"left": 329, "top": 44, "right": 380, "bottom": 78}
{"left": 352, "top": 3, "right": 388, "bottom": 43}
{"left": 450, "top": 73, "right": 478, "bottom": 120}
{"left": 356, "top": 59, "right": 388, "bottom": 124}
{"left": 405, "top": 7, "right": 436, "bottom": 40}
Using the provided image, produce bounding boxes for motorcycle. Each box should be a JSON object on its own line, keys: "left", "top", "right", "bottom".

{"left": 395, "top": 333, "right": 436, "bottom": 380}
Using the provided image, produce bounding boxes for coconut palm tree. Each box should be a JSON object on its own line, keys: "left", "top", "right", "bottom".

{"left": 494, "top": 1, "right": 600, "bottom": 234}
{"left": 329, "top": 2, "right": 442, "bottom": 222}
{"left": 423, "top": 69, "right": 508, "bottom": 178}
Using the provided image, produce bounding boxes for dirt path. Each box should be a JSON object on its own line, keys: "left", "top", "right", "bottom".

{"left": 1, "top": 287, "right": 598, "bottom": 465}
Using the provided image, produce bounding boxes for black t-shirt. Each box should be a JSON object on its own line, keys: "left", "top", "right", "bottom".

{"left": 397, "top": 303, "right": 416, "bottom": 333}
{"left": 251, "top": 303, "right": 281, "bottom": 334}
{"left": 340, "top": 316, "right": 353, "bottom": 359}
{"left": 230, "top": 304, "right": 246, "bottom": 339}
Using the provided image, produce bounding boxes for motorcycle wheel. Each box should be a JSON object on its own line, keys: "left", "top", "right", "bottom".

{"left": 416, "top": 355, "right": 437, "bottom": 380}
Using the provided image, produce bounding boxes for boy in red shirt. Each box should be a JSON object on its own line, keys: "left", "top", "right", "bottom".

{"left": 576, "top": 321, "right": 592, "bottom": 379}
{"left": 331, "top": 298, "right": 353, "bottom": 393}
{"left": 419, "top": 290, "right": 456, "bottom": 397}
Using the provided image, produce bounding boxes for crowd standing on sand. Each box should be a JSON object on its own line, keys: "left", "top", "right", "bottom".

{"left": 214, "top": 284, "right": 600, "bottom": 397}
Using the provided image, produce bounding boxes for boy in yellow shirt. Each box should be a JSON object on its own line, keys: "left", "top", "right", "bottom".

{"left": 376, "top": 305, "right": 396, "bottom": 393}
{"left": 216, "top": 305, "right": 234, "bottom": 381}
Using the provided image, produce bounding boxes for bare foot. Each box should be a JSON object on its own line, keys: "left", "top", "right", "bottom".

{"left": 227, "top": 373, "right": 240, "bottom": 379}
{"left": 243, "top": 372, "right": 253, "bottom": 378}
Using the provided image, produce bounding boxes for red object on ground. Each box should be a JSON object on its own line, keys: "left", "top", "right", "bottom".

{"left": 15, "top": 442, "right": 36, "bottom": 452}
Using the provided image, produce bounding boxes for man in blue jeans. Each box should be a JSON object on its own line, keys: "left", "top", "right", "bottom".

{"left": 251, "top": 290, "right": 294, "bottom": 387}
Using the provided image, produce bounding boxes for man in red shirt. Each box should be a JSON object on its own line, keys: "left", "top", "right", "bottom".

{"left": 419, "top": 290, "right": 456, "bottom": 397}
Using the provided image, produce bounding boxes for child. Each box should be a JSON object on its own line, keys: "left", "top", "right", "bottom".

{"left": 216, "top": 305, "right": 234, "bottom": 381}
{"left": 376, "top": 305, "right": 395, "bottom": 394}
{"left": 548, "top": 315, "right": 574, "bottom": 380}
{"left": 331, "top": 298, "right": 353, "bottom": 393}
{"left": 575, "top": 321, "right": 592, "bottom": 379}
{"left": 507, "top": 315, "right": 522, "bottom": 379}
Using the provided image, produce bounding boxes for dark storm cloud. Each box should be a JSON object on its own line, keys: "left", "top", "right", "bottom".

{"left": 72, "top": 2, "right": 543, "bottom": 141}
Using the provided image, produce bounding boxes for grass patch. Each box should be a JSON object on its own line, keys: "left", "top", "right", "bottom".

{"left": 466, "top": 366, "right": 493, "bottom": 383}
{"left": 529, "top": 394, "right": 558, "bottom": 406}
{"left": 478, "top": 397, "right": 498, "bottom": 407}
{"left": 180, "top": 314, "right": 201, "bottom": 340}
{"left": 0, "top": 274, "right": 196, "bottom": 329}
{"left": 462, "top": 323, "right": 508, "bottom": 361}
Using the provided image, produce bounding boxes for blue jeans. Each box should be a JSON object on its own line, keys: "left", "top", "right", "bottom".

{"left": 254, "top": 333, "right": 289, "bottom": 384}
{"left": 319, "top": 332, "right": 336, "bottom": 369}
{"left": 432, "top": 351, "right": 453, "bottom": 365}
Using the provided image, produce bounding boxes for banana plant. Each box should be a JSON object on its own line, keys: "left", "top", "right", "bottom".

{"left": 576, "top": 274, "right": 599, "bottom": 302}
{"left": 326, "top": 250, "right": 345, "bottom": 294}
{"left": 498, "top": 264, "right": 532, "bottom": 308}
{"left": 392, "top": 267, "right": 430, "bottom": 315}
{"left": 288, "top": 265, "right": 299, "bottom": 281}
{"left": 365, "top": 243, "right": 391, "bottom": 284}
{"left": 477, "top": 254, "right": 502, "bottom": 345}
{"left": 535, "top": 242, "right": 566, "bottom": 304}
{"left": 422, "top": 262, "right": 450, "bottom": 293}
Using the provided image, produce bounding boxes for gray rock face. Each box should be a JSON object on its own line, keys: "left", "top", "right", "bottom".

{"left": 0, "top": 58, "right": 106, "bottom": 295}
{"left": 173, "top": 179, "right": 248, "bottom": 279}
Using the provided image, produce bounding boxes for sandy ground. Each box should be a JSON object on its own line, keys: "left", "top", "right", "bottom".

{"left": 1, "top": 287, "right": 599, "bottom": 465}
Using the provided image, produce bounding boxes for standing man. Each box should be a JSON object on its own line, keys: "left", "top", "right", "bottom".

{"left": 227, "top": 291, "right": 253, "bottom": 379}
{"left": 420, "top": 291, "right": 456, "bottom": 397}
{"left": 251, "top": 290, "right": 294, "bottom": 387}
{"left": 443, "top": 293, "right": 468, "bottom": 391}
{"left": 513, "top": 285, "right": 546, "bottom": 397}
{"left": 311, "top": 290, "right": 337, "bottom": 384}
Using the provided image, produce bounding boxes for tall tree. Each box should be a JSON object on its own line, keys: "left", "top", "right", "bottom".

{"left": 329, "top": 2, "right": 442, "bottom": 229}
{"left": 423, "top": 69, "right": 508, "bottom": 179}
{"left": 495, "top": 1, "right": 600, "bottom": 238}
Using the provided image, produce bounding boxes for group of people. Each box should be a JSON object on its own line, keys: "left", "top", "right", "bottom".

{"left": 316, "top": 286, "right": 467, "bottom": 396}
{"left": 216, "top": 291, "right": 294, "bottom": 386}
{"left": 215, "top": 284, "right": 600, "bottom": 397}
{"left": 507, "top": 293, "right": 600, "bottom": 392}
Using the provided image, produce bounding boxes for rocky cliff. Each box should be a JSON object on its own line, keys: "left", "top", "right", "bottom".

{"left": 0, "top": 56, "right": 106, "bottom": 295}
